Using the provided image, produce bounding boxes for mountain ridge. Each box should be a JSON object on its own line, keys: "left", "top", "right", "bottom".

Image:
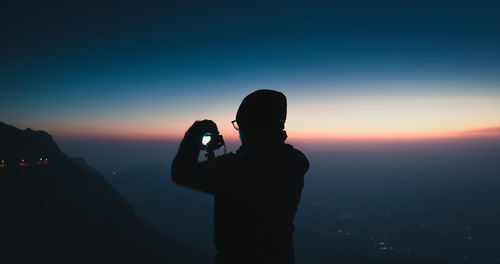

{"left": 0, "top": 122, "right": 211, "bottom": 264}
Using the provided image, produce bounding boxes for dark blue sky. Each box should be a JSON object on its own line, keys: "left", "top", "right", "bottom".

{"left": 3, "top": 1, "right": 499, "bottom": 80}
{"left": 1, "top": 0, "right": 500, "bottom": 139}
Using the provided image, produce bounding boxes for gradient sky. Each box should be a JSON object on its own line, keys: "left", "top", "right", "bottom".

{"left": 2, "top": 0, "right": 500, "bottom": 141}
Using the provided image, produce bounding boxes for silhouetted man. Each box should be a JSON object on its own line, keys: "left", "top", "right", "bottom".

{"left": 171, "top": 90, "right": 309, "bottom": 264}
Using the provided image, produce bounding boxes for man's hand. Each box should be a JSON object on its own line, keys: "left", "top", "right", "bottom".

{"left": 172, "top": 119, "right": 220, "bottom": 194}
{"left": 186, "top": 119, "right": 219, "bottom": 139}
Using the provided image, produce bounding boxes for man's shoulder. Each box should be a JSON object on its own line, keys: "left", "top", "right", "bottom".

{"left": 285, "top": 144, "right": 306, "bottom": 156}
{"left": 284, "top": 144, "right": 309, "bottom": 172}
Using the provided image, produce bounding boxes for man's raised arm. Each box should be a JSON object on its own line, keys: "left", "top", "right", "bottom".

{"left": 171, "top": 120, "right": 218, "bottom": 194}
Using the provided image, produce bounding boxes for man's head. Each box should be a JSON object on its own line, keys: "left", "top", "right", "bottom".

{"left": 236, "top": 89, "right": 287, "bottom": 143}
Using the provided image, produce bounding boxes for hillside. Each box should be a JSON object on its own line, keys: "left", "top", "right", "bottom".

{"left": 105, "top": 162, "right": 214, "bottom": 253}
{"left": 0, "top": 122, "right": 211, "bottom": 264}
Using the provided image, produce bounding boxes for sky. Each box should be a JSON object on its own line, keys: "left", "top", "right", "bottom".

{"left": 2, "top": 0, "right": 500, "bottom": 141}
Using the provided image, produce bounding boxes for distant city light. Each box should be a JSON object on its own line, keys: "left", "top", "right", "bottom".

{"left": 37, "top": 157, "right": 49, "bottom": 165}
{"left": 20, "top": 159, "right": 29, "bottom": 167}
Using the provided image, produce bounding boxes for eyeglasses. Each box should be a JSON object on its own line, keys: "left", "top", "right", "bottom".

{"left": 231, "top": 120, "right": 239, "bottom": 130}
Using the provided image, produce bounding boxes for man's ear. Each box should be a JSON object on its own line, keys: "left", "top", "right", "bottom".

{"left": 238, "top": 130, "right": 245, "bottom": 143}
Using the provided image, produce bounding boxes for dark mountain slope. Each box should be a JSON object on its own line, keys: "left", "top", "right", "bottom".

{"left": 0, "top": 122, "right": 210, "bottom": 264}
{"left": 105, "top": 162, "right": 214, "bottom": 253}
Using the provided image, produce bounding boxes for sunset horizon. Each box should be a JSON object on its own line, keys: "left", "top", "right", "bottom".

{"left": 2, "top": 1, "right": 500, "bottom": 263}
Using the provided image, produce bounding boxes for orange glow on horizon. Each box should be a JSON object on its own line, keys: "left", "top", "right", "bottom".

{"left": 50, "top": 124, "right": 500, "bottom": 142}
{"left": 36, "top": 93, "right": 500, "bottom": 142}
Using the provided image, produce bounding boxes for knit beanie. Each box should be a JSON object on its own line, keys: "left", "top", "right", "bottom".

{"left": 236, "top": 89, "right": 287, "bottom": 133}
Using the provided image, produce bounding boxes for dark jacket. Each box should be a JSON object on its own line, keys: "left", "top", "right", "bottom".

{"left": 172, "top": 136, "right": 309, "bottom": 264}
